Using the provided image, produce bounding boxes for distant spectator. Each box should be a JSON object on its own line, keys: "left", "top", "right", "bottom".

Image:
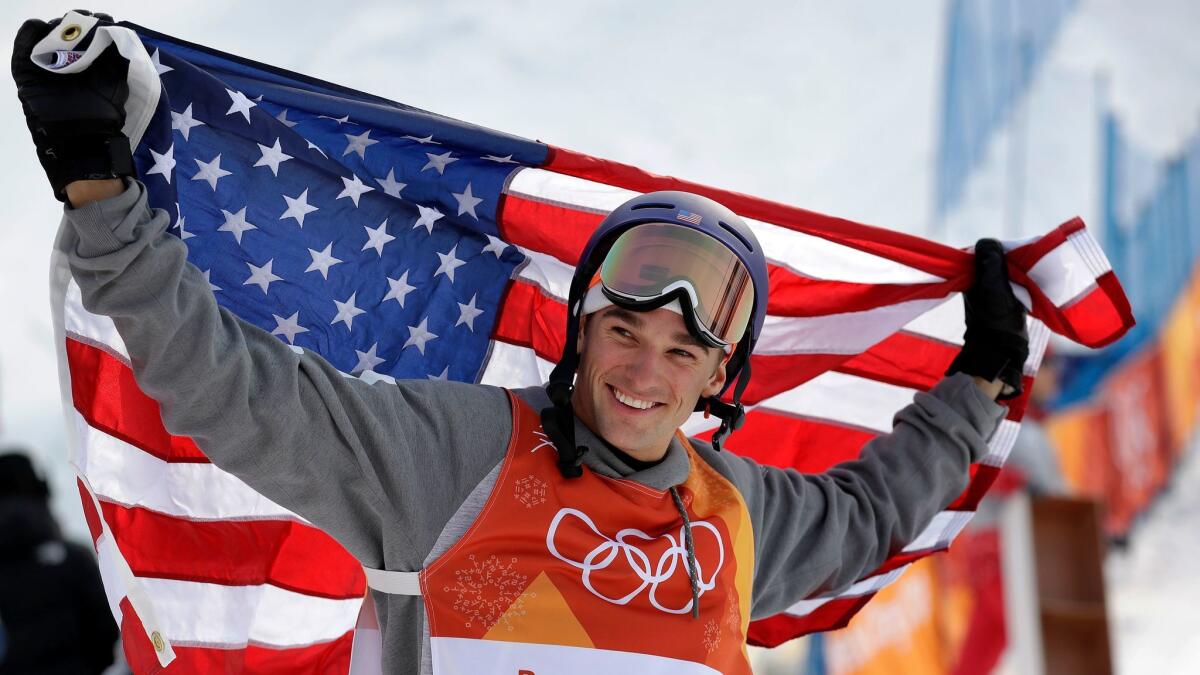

{"left": 0, "top": 449, "right": 118, "bottom": 674}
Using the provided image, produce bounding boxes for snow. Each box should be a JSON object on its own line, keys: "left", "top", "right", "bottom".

{"left": 1106, "top": 444, "right": 1200, "bottom": 675}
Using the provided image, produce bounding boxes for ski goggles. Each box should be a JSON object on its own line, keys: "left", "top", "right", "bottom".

{"left": 595, "top": 222, "right": 755, "bottom": 349}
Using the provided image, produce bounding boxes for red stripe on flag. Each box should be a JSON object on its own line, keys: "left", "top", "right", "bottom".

{"left": 491, "top": 279, "right": 568, "bottom": 360}
{"left": 163, "top": 631, "right": 354, "bottom": 674}
{"left": 499, "top": 193, "right": 963, "bottom": 317}
{"left": 746, "top": 593, "right": 877, "bottom": 647}
{"left": 77, "top": 477, "right": 104, "bottom": 549}
{"left": 66, "top": 338, "right": 209, "bottom": 463}
{"left": 1061, "top": 275, "right": 1135, "bottom": 347}
{"left": 544, "top": 145, "right": 970, "bottom": 279}
{"left": 119, "top": 597, "right": 168, "bottom": 674}
{"left": 836, "top": 331, "right": 960, "bottom": 392}
{"left": 99, "top": 500, "right": 365, "bottom": 599}
{"left": 693, "top": 409, "right": 878, "bottom": 473}
{"left": 497, "top": 192, "right": 600, "bottom": 264}
{"left": 946, "top": 463, "right": 1002, "bottom": 511}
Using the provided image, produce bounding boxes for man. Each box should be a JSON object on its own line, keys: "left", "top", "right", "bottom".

{"left": 13, "top": 14, "right": 1027, "bottom": 673}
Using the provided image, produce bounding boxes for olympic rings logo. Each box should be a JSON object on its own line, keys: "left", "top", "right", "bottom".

{"left": 545, "top": 507, "right": 725, "bottom": 614}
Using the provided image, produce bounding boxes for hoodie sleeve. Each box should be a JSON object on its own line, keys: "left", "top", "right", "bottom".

{"left": 61, "top": 178, "right": 512, "bottom": 570}
{"left": 701, "top": 372, "right": 1007, "bottom": 619}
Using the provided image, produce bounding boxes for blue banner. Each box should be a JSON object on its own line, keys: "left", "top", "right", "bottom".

{"left": 935, "top": 0, "right": 1077, "bottom": 216}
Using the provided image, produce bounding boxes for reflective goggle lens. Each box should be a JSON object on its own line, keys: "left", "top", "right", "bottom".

{"left": 599, "top": 222, "right": 754, "bottom": 346}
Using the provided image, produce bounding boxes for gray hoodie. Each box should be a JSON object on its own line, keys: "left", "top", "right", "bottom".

{"left": 62, "top": 179, "right": 1007, "bottom": 673}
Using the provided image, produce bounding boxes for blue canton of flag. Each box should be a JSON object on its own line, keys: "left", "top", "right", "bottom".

{"left": 129, "top": 36, "right": 540, "bottom": 383}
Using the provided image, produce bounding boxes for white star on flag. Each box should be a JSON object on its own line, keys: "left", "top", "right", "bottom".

{"left": 146, "top": 144, "right": 176, "bottom": 183}
{"left": 191, "top": 154, "right": 232, "bottom": 191}
{"left": 306, "top": 140, "right": 328, "bottom": 158}
{"left": 218, "top": 207, "right": 257, "bottom": 244}
{"left": 427, "top": 365, "right": 451, "bottom": 381}
{"left": 243, "top": 259, "right": 283, "bottom": 294}
{"left": 275, "top": 109, "right": 298, "bottom": 128}
{"left": 170, "top": 104, "right": 204, "bottom": 140}
{"left": 331, "top": 292, "right": 367, "bottom": 331}
{"left": 320, "top": 114, "right": 351, "bottom": 124}
{"left": 271, "top": 312, "right": 308, "bottom": 344}
{"left": 403, "top": 134, "right": 438, "bottom": 144}
{"left": 280, "top": 188, "right": 319, "bottom": 227}
{"left": 225, "top": 88, "right": 257, "bottom": 123}
{"left": 383, "top": 271, "right": 416, "bottom": 307}
{"left": 452, "top": 183, "right": 483, "bottom": 219}
{"left": 337, "top": 175, "right": 374, "bottom": 207}
{"left": 201, "top": 268, "right": 219, "bottom": 292}
{"left": 150, "top": 48, "right": 172, "bottom": 75}
{"left": 352, "top": 343, "right": 386, "bottom": 374}
{"left": 481, "top": 234, "right": 509, "bottom": 258}
{"left": 376, "top": 168, "right": 406, "bottom": 198}
{"left": 343, "top": 130, "right": 379, "bottom": 159}
{"left": 305, "top": 243, "right": 343, "bottom": 279}
{"left": 176, "top": 215, "right": 195, "bottom": 241}
{"left": 421, "top": 151, "right": 458, "bottom": 175}
{"left": 413, "top": 205, "right": 444, "bottom": 235}
{"left": 362, "top": 220, "right": 395, "bottom": 257}
{"left": 456, "top": 294, "right": 484, "bottom": 331}
{"left": 254, "top": 139, "right": 293, "bottom": 176}
{"left": 403, "top": 318, "right": 437, "bottom": 354}
{"left": 482, "top": 154, "right": 517, "bottom": 164}
{"left": 434, "top": 245, "right": 467, "bottom": 282}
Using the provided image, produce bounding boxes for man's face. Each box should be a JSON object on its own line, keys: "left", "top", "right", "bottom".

{"left": 571, "top": 305, "right": 728, "bottom": 462}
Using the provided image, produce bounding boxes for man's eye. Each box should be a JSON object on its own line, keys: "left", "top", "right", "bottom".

{"left": 671, "top": 349, "right": 697, "bottom": 360}
{"left": 612, "top": 327, "right": 633, "bottom": 338}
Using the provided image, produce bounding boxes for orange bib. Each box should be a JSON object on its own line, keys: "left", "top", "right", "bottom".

{"left": 419, "top": 392, "right": 756, "bottom": 674}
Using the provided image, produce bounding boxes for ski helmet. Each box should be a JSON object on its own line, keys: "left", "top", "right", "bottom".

{"left": 542, "top": 190, "right": 769, "bottom": 478}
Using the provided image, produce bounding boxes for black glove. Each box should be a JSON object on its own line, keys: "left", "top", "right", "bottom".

{"left": 11, "top": 12, "right": 133, "bottom": 202}
{"left": 946, "top": 238, "right": 1029, "bottom": 400}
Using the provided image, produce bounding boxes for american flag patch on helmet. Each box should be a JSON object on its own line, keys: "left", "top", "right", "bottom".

{"left": 677, "top": 210, "right": 703, "bottom": 225}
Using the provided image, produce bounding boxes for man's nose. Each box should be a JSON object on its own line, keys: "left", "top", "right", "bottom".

{"left": 624, "top": 346, "right": 665, "bottom": 391}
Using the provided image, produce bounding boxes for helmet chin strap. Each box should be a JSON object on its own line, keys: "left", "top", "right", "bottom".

{"left": 705, "top": 358, "right": 750, "bottom": 453}
{"left": 543, "top": 304, "right": 589, "bottom": 479}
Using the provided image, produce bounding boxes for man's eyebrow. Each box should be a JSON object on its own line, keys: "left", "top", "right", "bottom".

{"left": 605, "top": 307, "right": 644, "bottom": 327}
{"left": 673, "top": 331, "right": 712, "bottom": 352}
{"left": 605, "top": 307, "right": 712, "bottom": 353}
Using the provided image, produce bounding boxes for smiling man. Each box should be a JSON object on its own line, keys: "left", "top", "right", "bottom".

{"left": 13, "top": 14, "right": 1031, "bottom": 674}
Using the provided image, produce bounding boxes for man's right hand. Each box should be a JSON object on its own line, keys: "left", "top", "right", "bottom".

{"left": 11, "top": 12, "right": 134, "bottom": 202}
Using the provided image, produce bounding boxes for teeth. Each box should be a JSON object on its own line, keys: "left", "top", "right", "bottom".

{"left": 613, "top": 387, "right": 655, "bottom": 410}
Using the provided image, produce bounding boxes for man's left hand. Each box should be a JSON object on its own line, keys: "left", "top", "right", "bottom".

{"left": 947, "top": 239, "right": 1030, "bottom": 401}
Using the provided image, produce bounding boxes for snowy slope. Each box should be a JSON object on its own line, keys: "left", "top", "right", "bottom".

{"left": 1106, "top": 445, "right": 1200, "bottom": 674}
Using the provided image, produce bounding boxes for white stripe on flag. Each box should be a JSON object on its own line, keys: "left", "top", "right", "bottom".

{"left": 480, "top": 340, "right": 556, "bottom": 389}
{"left": 65, "top": 278, "right": 128, "bottom": 359}
{"left": 901, "top": 510, "right": 974, "bottom": 553}
{"left": 509, "top": 168, "right": 943, "bottom": 284}
{"left": 75, "top": 412, "right": 304, "bottom": 522}
{"left": 139, "top": 576, "right": 361, "bottom": 648}
{"left": 1028, "top": 235, "right": 1106, "bottom": 307}
{"left": 755, "top": 296, "right": 951, "bottom": 356}
{"left": 756, "top": 371, "right": 918, "bottom": 434}
{"left": 782, "top": 566, "right": 908, "bottom": 618}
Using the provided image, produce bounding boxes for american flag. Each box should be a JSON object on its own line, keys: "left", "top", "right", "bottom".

{"left": 47, "top": 21, "right": 1133, "bottom": 673}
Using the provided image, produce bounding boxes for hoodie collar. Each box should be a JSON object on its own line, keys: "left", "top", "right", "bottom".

{"left": 513, "top": 385, "right": 692, "bottom": 491}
